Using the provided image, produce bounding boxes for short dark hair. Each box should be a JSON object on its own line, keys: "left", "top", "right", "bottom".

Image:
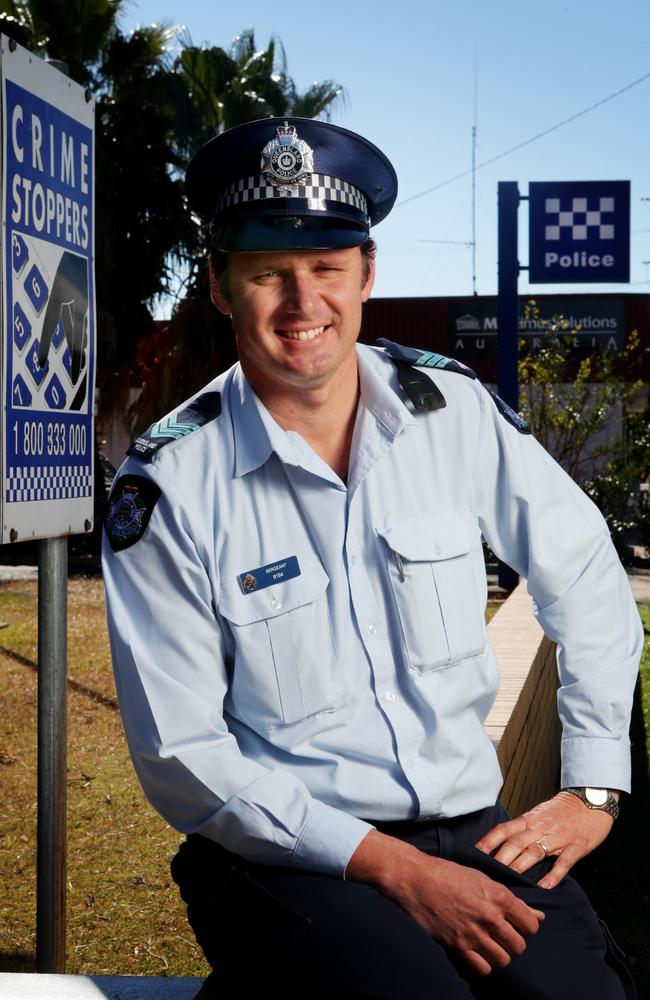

{"left": 209, "top": 238, "right": 376, "bottom": 302}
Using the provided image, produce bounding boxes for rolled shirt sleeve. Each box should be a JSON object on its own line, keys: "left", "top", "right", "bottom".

{"left": 102, "top": 466, "right": 374, "bottom": 878}
{"left": 472, "top": 384, "right": 643, "bottom": 792}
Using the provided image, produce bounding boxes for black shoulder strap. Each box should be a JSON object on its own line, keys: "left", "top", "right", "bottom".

{"left": 393, "top": 362, "right": 446, "bottom": 412}
{"left": 378, "top": 338, "right": 476, "bottom": 412}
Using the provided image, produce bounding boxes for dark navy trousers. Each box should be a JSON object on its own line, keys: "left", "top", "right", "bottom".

{"left": 171, "top": 802, "right": 637, "bottom": 999}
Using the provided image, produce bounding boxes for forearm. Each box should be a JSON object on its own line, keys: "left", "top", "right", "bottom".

{"left": 345, "top": 829, "right": 422, "bottom": 890}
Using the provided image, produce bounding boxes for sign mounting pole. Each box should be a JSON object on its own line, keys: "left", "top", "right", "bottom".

{"left": 36, "top": 535, "right": 68, "bottom": 971}
{"left": 0, "top": 36, "right": 96, "bottom": 972}
{"left": 496, "top": 181, "right": 520, "bottom": 592}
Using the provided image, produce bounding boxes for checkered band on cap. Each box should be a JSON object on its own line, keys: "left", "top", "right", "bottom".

{"left": 216, "top": 173, "right": 369, "bottom": 219}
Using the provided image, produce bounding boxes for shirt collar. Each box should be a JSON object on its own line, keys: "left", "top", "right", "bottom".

{"left": 231, "top": 365, "right": 301, "bottom": 477}
{"left": 231, "top": 345, "right": 417, "bottom": 478}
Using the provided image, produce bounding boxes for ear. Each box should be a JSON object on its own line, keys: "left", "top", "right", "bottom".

{"left": 208, "top": 261, "right": 231, "bottom": 315}
{"left": 361, "top": 255, "right": 375, "bottom": 303}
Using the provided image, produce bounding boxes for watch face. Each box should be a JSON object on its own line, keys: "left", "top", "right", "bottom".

{"left": 585, "top": 787, "right": 608, "bottom": 807}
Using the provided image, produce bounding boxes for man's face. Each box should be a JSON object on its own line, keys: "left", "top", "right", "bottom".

{"left": 211, "top": 246, "right": 375, "bottom": 399}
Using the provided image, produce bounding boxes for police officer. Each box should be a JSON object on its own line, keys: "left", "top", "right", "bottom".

{"left": 102, "top": 117, "right": 642, "bottom": 998}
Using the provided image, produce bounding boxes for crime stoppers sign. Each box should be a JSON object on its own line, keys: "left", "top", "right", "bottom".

{"left": 529, "top": 181, "right": 630, "bottom": 284}
{"left": 1, "top": 38, "right": 95, "bottom": 542}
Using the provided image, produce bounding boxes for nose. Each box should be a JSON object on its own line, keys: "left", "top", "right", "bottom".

{"left": 284, "top": 270, "right": 317, "bottom": 314}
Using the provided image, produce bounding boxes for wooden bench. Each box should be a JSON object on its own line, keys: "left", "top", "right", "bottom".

{"left": 486, "top": 579, "right": 560, "bottom": 815}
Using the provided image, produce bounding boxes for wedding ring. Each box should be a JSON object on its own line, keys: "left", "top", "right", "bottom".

{"left": 535, "top": 838, "right": 549, "bottom": 859}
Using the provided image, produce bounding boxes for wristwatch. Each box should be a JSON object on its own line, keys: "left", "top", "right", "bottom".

{"left": 562, "top": 787, "right": 620, "bottom": 820}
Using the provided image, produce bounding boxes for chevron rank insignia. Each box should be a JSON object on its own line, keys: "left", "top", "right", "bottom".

{"left": 378, "top": 339, "right": 477, "bottom": 380}
{"left": 127, "top": 391, "right": 221, "bottom": 462}
{"left": 105, "top": 475, "right": 161, "bottom": 551}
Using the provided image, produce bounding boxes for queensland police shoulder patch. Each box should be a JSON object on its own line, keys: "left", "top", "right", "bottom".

{"left": 128, "top": 390, "right": 221, "bottom": 463}
{"left": 105, "top": 475, "right": 161, "bottom": 551}
{"left": 486, "top": 389, "right": 531, "bottom": 434}
{"left": 378, "top": 338, "right": 477, "bottom": 380}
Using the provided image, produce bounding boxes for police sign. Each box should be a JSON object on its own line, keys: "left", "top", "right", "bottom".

{"left": 1, "top": 38, "right": 95, "bottom": 543}
{"left": 529, "top": 181, "right": 630, "bottom": 284}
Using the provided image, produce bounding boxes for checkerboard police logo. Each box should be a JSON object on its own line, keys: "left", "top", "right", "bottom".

{"left": 261, "top": 122, "right": 315, "bottom": 187}
{"left": 544, "top": 196, "right": 615, "bottom": 242}
{"left": 105, "top": 475, "right": 161, "bottom": 551}
{"left": 528, "top": 181, "right": 629, "bottom": 284}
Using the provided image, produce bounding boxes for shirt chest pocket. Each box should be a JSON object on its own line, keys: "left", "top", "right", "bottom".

{"left": 218, "top": 557, "right": 343, "bottom": 729}
{"left": 378, "top": 514, "right": 486, "bottom": 674}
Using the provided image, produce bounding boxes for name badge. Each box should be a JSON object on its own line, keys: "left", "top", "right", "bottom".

{"left": 239, "top": 556, "right": 301, "bottom": 594}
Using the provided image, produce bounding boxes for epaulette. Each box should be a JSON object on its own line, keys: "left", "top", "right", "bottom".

{"left": 378, "top": 338, "right": 476, "bottom": 412}
{"left": 378, "top": 339, "right": 477, "bottom": 379}
{"left": 378, "top": 339, "right": 530, "bottom": 434}
{"left": 127, "top": 390, "right": 222, "bottom": 463}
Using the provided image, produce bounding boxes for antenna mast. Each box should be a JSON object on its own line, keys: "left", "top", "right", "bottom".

{"left": 471, "top": 51, "right": 478, "bottom": 295}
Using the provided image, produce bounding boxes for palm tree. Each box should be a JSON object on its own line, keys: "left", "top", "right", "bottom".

{"left": 177, "top": 29, "right": 343, "bottom": 150}
{"left": 0, "top": 2, "right": 187, "bottom": 420}
{"left": 0, "top": 0, "right": 119, "bottom": 85}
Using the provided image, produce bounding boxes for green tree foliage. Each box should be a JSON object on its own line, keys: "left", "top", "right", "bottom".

{"left": 0, "top": 1, "right": 188, "bottom": 422}
{"left": 518, "top": 300, "right": 650, "bottom": 560}
{"left": 0, "top": 0, "right": 118, "bottom": 84}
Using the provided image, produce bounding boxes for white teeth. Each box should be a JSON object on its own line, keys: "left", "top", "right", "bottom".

{"left": 282, "top": 326, "right": 325, "bottom": 341}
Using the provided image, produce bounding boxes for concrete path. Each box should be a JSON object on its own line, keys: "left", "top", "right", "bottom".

{"left": 629, "top": 570, "right": 650, "bottom": 605}
{"left": 0, "top": 565, "right": 38, "bottom": 580}
{"left": 0, "top": 975, "right": 204, "bottom": 999}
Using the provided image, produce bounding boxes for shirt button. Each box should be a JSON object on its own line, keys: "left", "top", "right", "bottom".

{"left": 368, "top": 623, "right": 377, "bottom": 635}
{"left": 385, "top": 690, "right": 397, "bottom": 702}
{"left": 270, "top": 598, "right": 282, "bottom": 610}
{"left": 434, "top": 545, "right": 442, "bottom": 555}
{"left": 407, "top": 758, "right": 417, "bottom": 769}
{"left": 350, "top": 555, "right": 357, "bottom": 565}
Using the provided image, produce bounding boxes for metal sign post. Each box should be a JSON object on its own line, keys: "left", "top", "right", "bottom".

{"left": 0, "top": 36, "right": 96, "bottom": 972}
{"left": 496, "top": 182, "right": 520, "bottom": 592}
{"left": 36, "top": 535, "right": 68, "bottom": 972}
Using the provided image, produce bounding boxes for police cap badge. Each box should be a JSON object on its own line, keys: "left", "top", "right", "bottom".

{"left": 185, "top": 117, "right": 397, "bottom": 252}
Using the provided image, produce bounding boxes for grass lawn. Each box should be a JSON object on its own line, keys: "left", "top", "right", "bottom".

{"left": 0, "top": 579, "right": 647, "bottom": 987}
{"left": 0, "top": 577, "right": 207, "bottom": 977}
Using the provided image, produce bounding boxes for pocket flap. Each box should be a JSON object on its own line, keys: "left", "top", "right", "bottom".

{"left": 218, "top": 555, "right": 329, "bottom": 625}
{"left": 378, "top": 513, "right": 481, "bottom": 561}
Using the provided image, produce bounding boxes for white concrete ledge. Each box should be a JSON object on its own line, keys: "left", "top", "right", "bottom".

{"left": 0, "top": 975, "right": 204, "bottom": 1000}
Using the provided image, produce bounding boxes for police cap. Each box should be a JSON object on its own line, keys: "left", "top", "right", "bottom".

{"left": 185, "top": 116, "right": 397, "bottom": 252}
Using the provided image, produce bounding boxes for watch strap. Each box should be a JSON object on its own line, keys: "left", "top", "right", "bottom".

{"left": 563, "top": 787, "right": 620, "bottom": 820}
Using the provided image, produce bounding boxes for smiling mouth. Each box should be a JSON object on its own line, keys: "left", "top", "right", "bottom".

{"left": 277, "top": 325, "right": 327, "bottom": 341}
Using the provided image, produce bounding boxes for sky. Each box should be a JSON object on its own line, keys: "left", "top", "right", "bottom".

{"left": 120, "top": 0, "right": 650, "bottom": 303}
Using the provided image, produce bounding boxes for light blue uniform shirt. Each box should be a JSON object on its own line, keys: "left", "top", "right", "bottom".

{"left": 102, "top": 344, "right": 642, "bottom": 879}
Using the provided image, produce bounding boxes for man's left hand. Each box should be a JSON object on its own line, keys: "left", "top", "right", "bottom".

{"left": 474, "top": 792, "right": 616, "bottom": 890}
